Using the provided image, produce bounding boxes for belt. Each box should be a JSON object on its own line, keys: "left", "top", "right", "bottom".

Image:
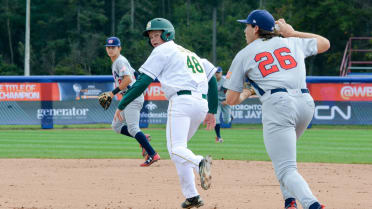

{"left": 177, "top": 90, "right": 207, "bottom": 100}
{"left": 271, "top": 88, "right": 309, "bottom": 94}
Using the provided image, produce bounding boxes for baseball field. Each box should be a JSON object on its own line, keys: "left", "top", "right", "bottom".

{"left": 0, "top": 124, "right": 371, "bottom": 209}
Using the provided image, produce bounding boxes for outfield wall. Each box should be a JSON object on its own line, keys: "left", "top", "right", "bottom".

{"left": 1, "top": 76, "right": 372, "bottom": 128}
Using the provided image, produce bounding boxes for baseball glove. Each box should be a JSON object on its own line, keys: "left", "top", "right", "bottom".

{"left": 98, "top": 92, "right": 112, "bottom": 110}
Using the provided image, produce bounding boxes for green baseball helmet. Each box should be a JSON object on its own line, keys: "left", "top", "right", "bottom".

{"left": 142, "top": 18, "right": 175, "bottom": 41}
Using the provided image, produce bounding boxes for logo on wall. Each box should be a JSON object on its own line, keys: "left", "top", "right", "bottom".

{"left": 314, "top": 105, "right": 351, "bottom": 120}
{"left": 73, "top": 83, "right": 82, "bottom": 100}
{"left": 37, "top": 107, "right": 89, "bottom": 120}
{"left": 341, "top": 86, "right": 372, "bottom": 100}
{"left": 145, "top": 102, "right": 158, "bottom": 110}
{"left": 73, "top": 84, "right": 103, "bottom": 100}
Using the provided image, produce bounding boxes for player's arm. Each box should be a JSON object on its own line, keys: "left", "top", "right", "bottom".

{"left": 226, "top": 88, "right": 254, "bottom": 105}
{"left": 207, "top": 76, "right": 218, "bottom": 114}
{"left": 276, "top": 18, "right": 330, "bottom": 54}
{"left": 117, "top": 73, "right": 153, "bottom": 111}
{"left": 110, "top": 75, "right": 132, "bottom": 97}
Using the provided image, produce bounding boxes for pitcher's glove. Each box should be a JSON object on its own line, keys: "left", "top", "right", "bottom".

{"left": 98, "top": 92, "right": 112, "bottom": 110}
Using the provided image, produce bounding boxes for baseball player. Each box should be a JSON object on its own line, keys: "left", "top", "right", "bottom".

{"left": 105, "top": 36, "right": 160, "bottom": 167}
{"left": 214, "top": 66, "right": 232, "bottom": 143}
{"left": 113, "top": 18, "right": 218, "bottom": 208}
{"left": 223, "top": 10, "right": 330, "bottom": 209}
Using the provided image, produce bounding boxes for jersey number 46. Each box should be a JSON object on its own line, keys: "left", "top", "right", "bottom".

{"left": 254, "top": 47, "right": 297, "bottom": 77}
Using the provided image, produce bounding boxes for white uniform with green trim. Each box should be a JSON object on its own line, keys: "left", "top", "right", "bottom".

{"left": 224, "top": 37, "right": 320, "bottom": 209}
{"left": 139, "top": 40, "right": 217, "bottom": 198}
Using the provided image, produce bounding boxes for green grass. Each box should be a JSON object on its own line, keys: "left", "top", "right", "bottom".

{"left": 0, "top": 124, "right": 371, "bottom": 164}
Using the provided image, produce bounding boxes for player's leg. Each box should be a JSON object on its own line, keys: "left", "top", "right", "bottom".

{"left": 262, "top": 94, "right": 319, "bottom": 209}
{"left": 167, "top": 96, "right": 208, "bottom": 204}
{"left": 111, "top": 111, "right": 131, "bottom": 137}
{"left": 124, "top": 96, "right": 158, "bottom": 166}
{"left": 214, "top": 104, "right": 222, "bottom": 142}
{"left": 221, "top": 104, "right": 232, "bottom": 124}
{"left": 295, "top": 94, "right": 315, "bottom": 140}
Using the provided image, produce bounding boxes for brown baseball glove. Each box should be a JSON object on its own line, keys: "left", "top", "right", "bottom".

{"left": 98, "top": 92, "right": 112, "bottom": 110}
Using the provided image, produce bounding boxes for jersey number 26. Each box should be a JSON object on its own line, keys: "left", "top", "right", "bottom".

{"left": 254, "top": 47, "right": 297, "bottom": 77}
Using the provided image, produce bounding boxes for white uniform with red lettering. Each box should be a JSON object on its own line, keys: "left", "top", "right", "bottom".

{"left": 139, "top": 40, "right": 217, "bottom": 198}
{"left": 224, "top": 36, "right": 320, "bottom": 208}
{"left": 111, "top": 55, "right": 144, "bottom": 137}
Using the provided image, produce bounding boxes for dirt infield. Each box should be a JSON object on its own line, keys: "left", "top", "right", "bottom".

{"left": 0, "top": 159, "right": 371, "bottom": 209}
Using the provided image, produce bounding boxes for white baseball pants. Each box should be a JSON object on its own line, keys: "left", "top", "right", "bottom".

{"left": 166, "top": 94, "right": 208, "bottom": 198}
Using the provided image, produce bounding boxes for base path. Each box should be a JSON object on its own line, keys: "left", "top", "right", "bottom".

{"left": 0, "top": 159, "right": 371, "bottom": 209}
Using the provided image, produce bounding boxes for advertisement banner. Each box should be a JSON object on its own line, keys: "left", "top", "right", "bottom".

{"left": 0, "top": 83, "right": 60, "bottom": 101}
{"left": 308, "top": 83, "right": 372, "bottom": 101}
{"left": 1, "top": 78, "right": 372, "bottom": 126}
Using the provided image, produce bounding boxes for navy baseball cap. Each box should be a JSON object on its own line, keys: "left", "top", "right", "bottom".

{"left": 216, "top": 66, "right": 222, "bottom": 73}
{"left": 237, "top": 10, "right": 275, "bottom": 32}
{"left": 105, "top": 37, "right": 121, "bottom": 46}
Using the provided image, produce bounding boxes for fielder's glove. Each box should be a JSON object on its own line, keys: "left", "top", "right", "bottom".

{"left": 98, "top": 92, "right": 112, "bottom": 110}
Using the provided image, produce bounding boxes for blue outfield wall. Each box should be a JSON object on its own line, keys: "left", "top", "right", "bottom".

{"left": 1, "top": 76, "right": 372, "bottom": 128}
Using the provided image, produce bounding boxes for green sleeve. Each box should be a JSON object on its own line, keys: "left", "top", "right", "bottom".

{"left": 207, "top": 76, "right": 218, "bottom": 114}
{"left": 118, "top": 73, "right": 154, "bottom": 110}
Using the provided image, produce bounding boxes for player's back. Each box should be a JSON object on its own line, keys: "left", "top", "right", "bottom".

{"left": 242, "top": 36, "right": 317, "bottom": 91}
{"left": 141, "top": 41, "right": 209, "bottom": 99}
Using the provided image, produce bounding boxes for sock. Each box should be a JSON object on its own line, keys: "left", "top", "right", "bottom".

{"left": 120, "top": 126, "right": 132, "bottom": 137}
{"left": 285, "top": 198, "right": 296, "bottom": 208}
{"left": 214, "top": 124, "right": 221, "bottom": 138}
{"left": 309, "top": 202, "right": 321, "bottom": 209}
{"left": 135, "top": 132, "right": 156, "bottom": 157}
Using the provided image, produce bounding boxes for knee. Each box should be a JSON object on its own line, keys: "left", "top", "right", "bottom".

{"left": 127, "top": 125, "right": 140, "bottom": 137}
{"left": 111, "top": 123, "right": 122, "bottom": 134}
{"left": 276, "top": 164, "right": 297, "bottom": 183}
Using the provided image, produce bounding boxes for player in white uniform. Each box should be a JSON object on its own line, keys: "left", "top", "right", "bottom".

{"left": 113, "top": 18, "right": 218, "bottom": 209}
{"left": 105, "top": 37, "right": 160, "bottom": 167}
{"left": 223, "top": 10, "right": 330, "bottom": 209}
{"left": 214, "top": 66, "right": 232, "bottom": 143}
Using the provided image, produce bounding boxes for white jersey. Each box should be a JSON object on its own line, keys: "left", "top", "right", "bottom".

{"left": 112, "top": 55, "right": 136, "bottom": 93}
{"left": 224, "top": 37, "right": 317, "bottom": 98}
{"left": 139, "top": 41, "right": 217, "bottom": 99}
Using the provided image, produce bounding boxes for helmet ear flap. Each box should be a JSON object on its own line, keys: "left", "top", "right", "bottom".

{"left": 161, "top": 31, "right": 171, "bottom": 41}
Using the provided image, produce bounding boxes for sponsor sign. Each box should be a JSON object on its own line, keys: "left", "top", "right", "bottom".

{"left": 144, "top": 83, "right": 166, "bottom": 100}
{"left": 0, "top": 83, "right": 60, "bottom": 101}
{"left": 308, "top": 83, "right": 372, "bottom": 101}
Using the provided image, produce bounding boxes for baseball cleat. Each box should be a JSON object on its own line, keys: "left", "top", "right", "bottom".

{"left": 215, "top": 137, "right": 223, "bottom": 143}
{"left": 140, "top": 134, "right": 152, "bottom": 158}
{"left": 199, "top": 155, "right": 212, "bottom": 190}
{"left": 285, "top": 200, "right": 297, "bottom": 209}
{"left": 140, "top": 153, "right": 160, "bottom": 167}
{"left": 181, "top": 195, "right": 204, "bottom": 208}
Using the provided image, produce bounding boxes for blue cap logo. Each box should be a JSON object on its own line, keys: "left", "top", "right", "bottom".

{"left": 237, "top": 10, "right": 275, "bottom": 32}
{"left": 216, "top": 66, "right": 222, "bottom": 73}
{"left": 105, "top": 37, "right": 121, "bottom": 47}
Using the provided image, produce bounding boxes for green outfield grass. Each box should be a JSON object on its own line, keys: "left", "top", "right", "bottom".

{"left": 0, "top": 124, "right": 371, "bottom": 164}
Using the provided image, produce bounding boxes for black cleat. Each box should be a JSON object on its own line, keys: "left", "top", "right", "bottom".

{"left": 181, "top": 195, "right": 204, "bottom": 208}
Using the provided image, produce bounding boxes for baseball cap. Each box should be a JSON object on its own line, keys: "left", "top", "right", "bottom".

{"left": 105, "top": 37, "right": 121, "bottom": 47}
{"left": 216, "top": 66, "right": 222, "bottom": 73}
{"left": 237, "top": 10, "right": 275, "bottom": 32}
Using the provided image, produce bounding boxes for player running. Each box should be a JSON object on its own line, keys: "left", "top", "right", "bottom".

{"left": 223, "top": 10, "right": 330, "bottom": 209}
{"left": 113, "top": 18, "right": 218, "bottom": 208}
{"left": 105, "top": 36, "right": 160, "bottom": 167}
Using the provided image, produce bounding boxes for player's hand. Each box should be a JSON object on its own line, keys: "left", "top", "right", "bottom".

{"left": 221, "top": 100, "right": 228, "bottom": 106}
{"left": 275, "top": 18, "right": 295, "bottom": 37}
{"left": 114, "top": 109, "right": 124, "bottom": 122}
{"left": 203, "top": 113, "right": 216, "bottom": 130}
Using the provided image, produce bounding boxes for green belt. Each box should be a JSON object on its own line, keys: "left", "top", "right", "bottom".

{"left": 177, "top": 90, "right": 207, "bottom": 100}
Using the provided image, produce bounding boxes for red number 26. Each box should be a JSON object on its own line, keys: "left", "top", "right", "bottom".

{"left": 254, "top": 47, "right": 297, "bottom": 77}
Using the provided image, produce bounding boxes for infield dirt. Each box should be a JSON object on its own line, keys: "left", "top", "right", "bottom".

{"left": 1, "top": 159, "right": 371, "bottom": 209}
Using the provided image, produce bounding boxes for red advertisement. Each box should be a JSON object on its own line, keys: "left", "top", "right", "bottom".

{"left": 308, "top": 83, "right": 372, "bottom": 101}
{"left": 144, "top": 83, "right": 166, "bottom": 101}
{"left": 0, "top": 83, "right": 60, "bottom": 101}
